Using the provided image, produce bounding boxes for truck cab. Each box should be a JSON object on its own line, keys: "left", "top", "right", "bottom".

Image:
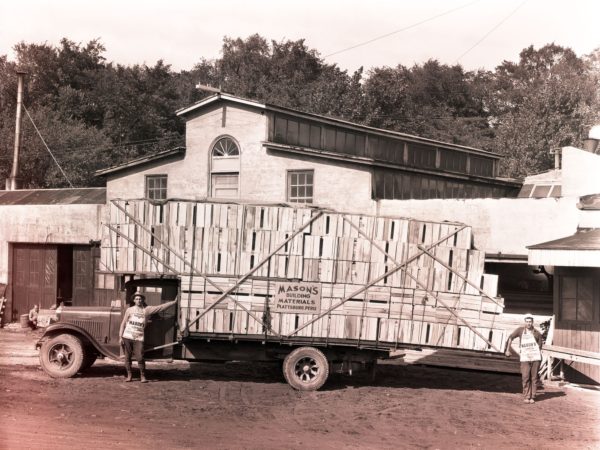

{"left": 36, "top": 277, "right": 179, "bottom": 378}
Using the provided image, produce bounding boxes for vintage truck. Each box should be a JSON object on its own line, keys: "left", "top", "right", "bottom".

{"left": 37, "top": 199, "right": 514, "bottom": 390}
{"left": 37, "top": 277, "right": 388, "bottom": 391}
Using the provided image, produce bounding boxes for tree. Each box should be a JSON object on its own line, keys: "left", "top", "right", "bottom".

{"left": 487, "top": 44, "right": 598, "bottom": 177}
{"left": 362, "top": 60, "right": 493, "bottom": 147}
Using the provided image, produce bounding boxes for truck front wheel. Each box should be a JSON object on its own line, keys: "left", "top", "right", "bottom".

{"left": 39, "top": 334, "right": 84, "bottom": 378}
{"left": 283, "top": 347, "right": 329, "bottom": 391}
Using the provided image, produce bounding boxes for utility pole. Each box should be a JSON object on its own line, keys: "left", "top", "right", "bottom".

{"left": 6, "top": 70, "right": 26, "bottom": 190}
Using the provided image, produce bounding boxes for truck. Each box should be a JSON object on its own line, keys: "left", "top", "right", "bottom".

{"left": 36, "top": 198, "right": 514, "bottom": 390}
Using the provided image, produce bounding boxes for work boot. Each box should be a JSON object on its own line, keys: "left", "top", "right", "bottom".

{"left": 139, "top": 362, "right": 148, "bottom": 383}
{"left": 124, "top": 361, "right": 133, "bottom": 382}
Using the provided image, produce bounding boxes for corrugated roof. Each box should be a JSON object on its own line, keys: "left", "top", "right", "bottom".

{"left": 0, "top": 188, "right": 106, "bottom": 205}
{"left": 528, "top": 228, "right": 600, "bottom": 251}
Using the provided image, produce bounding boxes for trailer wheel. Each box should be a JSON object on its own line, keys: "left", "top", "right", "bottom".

{"left": 283, "top": 347, "right": 329, "bottom": 391}
{"left": 39, "top": 334, "right": 84, "bottom": 378}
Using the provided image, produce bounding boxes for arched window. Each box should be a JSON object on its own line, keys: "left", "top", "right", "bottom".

{"left": 210, "top": 136, "right": 240, "bottom": 198}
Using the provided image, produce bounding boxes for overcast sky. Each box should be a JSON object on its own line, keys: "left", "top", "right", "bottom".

{"left": 0, "top": 0, "right": 598, "bottom": 74}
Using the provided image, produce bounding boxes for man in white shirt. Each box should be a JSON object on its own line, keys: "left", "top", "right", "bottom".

{"left": 505, "top": 313, "right": 544, "bottom": 403}
{"left": 119, "top": 293, "right": 177, "bottom": 382}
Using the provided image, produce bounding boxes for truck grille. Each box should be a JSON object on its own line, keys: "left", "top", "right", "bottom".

{"left": 70, "top": 320, "right": 105, "bottom": 341}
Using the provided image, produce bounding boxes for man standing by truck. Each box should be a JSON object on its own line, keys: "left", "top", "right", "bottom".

{"left": 119, "top": 292, "right": 177, "bottom": 383}
{"left": 505, "top": 313, "right": 544, "bottom": 403}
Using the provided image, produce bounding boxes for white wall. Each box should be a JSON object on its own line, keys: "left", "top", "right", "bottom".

{"left": 562, "top": 146, "right": 600, "bottom": 197}
{"left": 377, "top": 197, "right": 579, "bottom": 255}
{"left": 0, "top": 204, "right": 105, "bottom": 284}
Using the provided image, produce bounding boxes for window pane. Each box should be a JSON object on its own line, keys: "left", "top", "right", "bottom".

{"left": 561, "top": 297, "right": 577, "bottom": 321}
{"left": 578, "top": 297, "right": 593, "bottom": 321}
{"left": 146, "top": 175, "right": 167, "bottom": 200}
{"left": 288, "top": 170, "right": 314, "bottom": 204}
{"left": 561, "top": 277, "right": 577, "bottom": 298}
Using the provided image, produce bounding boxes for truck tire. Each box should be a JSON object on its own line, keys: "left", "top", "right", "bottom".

{"left": 283, "top": 347, "right": 329, "bottom": 391}
{"left": 39, "top": 334, "right": 84, "bottom": 378}
{"left": 81, "top": 348, "right": 98, "bottom": 371}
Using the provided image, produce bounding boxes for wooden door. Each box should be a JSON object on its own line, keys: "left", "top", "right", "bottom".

{"left": 72, "top": 246, "right": 94, "bottom": 306}
{"left": 12, "top": 244, "right": 58, "bottom": 320}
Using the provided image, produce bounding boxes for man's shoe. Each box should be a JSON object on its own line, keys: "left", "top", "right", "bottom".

{"left": 529, "top": 398, "right": 535, "bottom": 403}
{"left": 523, "top": 398, "right": 530, "bottom": 403}
{"left": 140, "top": 375, "right": 148, "bottom": 383}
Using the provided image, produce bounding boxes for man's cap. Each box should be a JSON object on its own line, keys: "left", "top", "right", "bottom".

{"left": 524, "top": 313, "right": 534, "bottom": 320}
{"left": 132, "top": 293, "right": 146, "bottom": 301}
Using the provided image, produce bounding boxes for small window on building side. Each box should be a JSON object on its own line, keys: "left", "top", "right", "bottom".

{"left": 288, "top": 170, "right": 314, "bottom": 204}
{"left": 146, "top": 175, "right": 167, "bottom": 200}
{"left": 560, "top": 276, "right": 594, "bottom": 322}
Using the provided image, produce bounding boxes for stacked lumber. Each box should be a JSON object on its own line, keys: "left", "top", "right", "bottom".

{"left": 102, "top": 199, "right": 511, "bottom": 353}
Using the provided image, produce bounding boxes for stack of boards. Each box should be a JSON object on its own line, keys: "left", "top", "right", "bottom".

{"left": 102, "top": 199, "right": 513, "bottom": 353}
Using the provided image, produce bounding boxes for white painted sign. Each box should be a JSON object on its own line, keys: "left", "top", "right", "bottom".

{"left": 273, "top": 282, "right": 321, "bottom": 314}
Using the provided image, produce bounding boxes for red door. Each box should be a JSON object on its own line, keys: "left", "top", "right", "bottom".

{"left": 12, "top": 244, "right": 58, "bottom": 320}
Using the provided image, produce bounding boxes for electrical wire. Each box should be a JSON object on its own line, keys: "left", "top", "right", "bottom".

{"left": 23, "top": 104, "right": 74, "bottom": 188}
{"left": 456, "top": 0, "right": 529, "bottom": 62}
{"left": 324, "top": 0, "right": 482, "bottom": 59}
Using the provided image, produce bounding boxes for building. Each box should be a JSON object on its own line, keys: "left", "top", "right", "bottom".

{"left": 0, "top": 188, "right": 106, "bottom": 322}
{"left": 97, "top": 93, "right": 519, "bottom": 213}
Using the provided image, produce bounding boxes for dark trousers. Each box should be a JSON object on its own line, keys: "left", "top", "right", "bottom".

{"left": 520, "top": 360, "right": 541, "bottom": 399}
{"left": 122, "top": 338, "right": 144, "bottom": 366}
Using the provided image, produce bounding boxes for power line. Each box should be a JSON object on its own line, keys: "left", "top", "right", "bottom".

{"left": 23, "top": 104, "right": 74, "bottom": 188}
{"left": 456, "top": 0, "right": 529, "bottom": 62}
{"left": 324, "top": 0, "right": 482, "bottom": 59}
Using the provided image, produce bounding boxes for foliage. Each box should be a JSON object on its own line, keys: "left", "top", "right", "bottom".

{"left": 0, "top": 37, "right": 598, "bottom": 188}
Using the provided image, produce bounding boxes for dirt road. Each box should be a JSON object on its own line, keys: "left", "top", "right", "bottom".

{"left": 1, "top": 328, "right": 598, "bottom": 450}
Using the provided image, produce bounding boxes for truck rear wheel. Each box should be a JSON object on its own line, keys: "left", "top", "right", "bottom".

{"left": 39, "top": 334, "right": 84, "bottom": 378}
{"left": 283, "top": 347, "right": 329, "bottom": 391}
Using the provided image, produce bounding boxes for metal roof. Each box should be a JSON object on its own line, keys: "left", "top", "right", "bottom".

{"left": 95, "top": 147, "right": 186, "bottom": 177}
{"left": 528, "top": 228, "right": 600, "bottom": 251}
{"left": 528, "top": 228, "right": 600, "bottom": 267}
{"left": 0, "top": 188, "right": 106, "bottom": 205}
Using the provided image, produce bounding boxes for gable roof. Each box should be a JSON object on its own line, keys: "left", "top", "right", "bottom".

{"left": 95, "top": 146, "right": 185, "bottom": 177}
{"left": 176, "top": 93, "right": 501, "bottom": 159}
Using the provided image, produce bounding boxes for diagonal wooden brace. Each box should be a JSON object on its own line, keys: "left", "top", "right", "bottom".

{"left": 286, "top": 222, "right": 468, "bottom": 338}
{"left": 341, "top": 218, "right": 499, "bottom": 352}
{"left": 182, "top": 210, "right": 324, "bottom": 334}
{"left": 416, "top": 245, "right": 503, "bottom": 308}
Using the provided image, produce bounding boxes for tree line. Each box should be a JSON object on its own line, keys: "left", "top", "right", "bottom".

{"left": 0, "top": 35, "right": 598, "bottom": 188}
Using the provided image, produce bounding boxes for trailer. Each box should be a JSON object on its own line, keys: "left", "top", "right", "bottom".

{"left": 37, "top": 199, "right": 525, "bottom": 390}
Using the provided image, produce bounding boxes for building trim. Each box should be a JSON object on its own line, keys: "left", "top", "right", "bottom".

{"left": 264, "top": 142, "right": 520, "bottom": 188}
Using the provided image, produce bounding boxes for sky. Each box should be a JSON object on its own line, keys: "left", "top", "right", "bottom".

{"left": 0, "top": 0, "right": 598, "bottom": 74}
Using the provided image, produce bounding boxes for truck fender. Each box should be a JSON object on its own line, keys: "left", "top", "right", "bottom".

{"left": 36, "top": 323, "right": 121, "bottom": 360}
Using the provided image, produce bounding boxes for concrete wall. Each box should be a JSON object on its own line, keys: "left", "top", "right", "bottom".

{"left": 562, "top": 146, "right": 600, "bottom": 198}
{"left": 376, "top": 197, "right": 579, "bottom": 255}
{"left": 107, "top": 103, "right": 376, "bottom": 213}
{"left": 0, "top": 204, "right": 105, "bottom": 284}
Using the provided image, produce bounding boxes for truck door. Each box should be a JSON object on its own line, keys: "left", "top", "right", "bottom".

{"left": 143, "top": 282, "right": 178, "bottom": 359}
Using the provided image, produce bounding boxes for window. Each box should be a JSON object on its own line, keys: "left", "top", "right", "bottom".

{"left": 560, "top": 276, "right": 594, "bottom": 322}
{"left": 288, "top": 170, "right": 314, "bottom": 204}
{"left": 146, "top": 175, "right": 167, "bottom": 200}
{"left": 211, "top": 174, "right": 239, "bottom": 198}
{"left": 210, "top": 136, "right": 240, "bottom": 198}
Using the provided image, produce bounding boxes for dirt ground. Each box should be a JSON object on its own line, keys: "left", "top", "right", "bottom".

{"left": 1, "top": 327, "right": 599, "bottom": 450}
